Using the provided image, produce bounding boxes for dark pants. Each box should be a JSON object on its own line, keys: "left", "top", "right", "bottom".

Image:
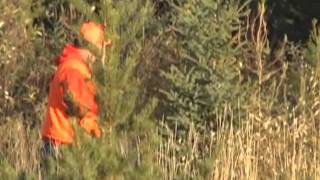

{"left": 40, "top": 139, "right": 61, "bottom": 176}
{"left": 41, "top": 139, "right": 60, "bottom": 158}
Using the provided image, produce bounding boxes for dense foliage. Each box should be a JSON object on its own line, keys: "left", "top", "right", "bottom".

{"left": 2, "top": 0, "right": 320, "bottom": 179}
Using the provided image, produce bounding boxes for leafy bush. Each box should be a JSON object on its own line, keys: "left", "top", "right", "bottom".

{"left": 0, "top": 0, "right": 52, "bottom": 124}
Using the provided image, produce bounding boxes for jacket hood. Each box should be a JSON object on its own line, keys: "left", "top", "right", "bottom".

{"left": 54, "top": 44, "right": 86, "bottom": 66}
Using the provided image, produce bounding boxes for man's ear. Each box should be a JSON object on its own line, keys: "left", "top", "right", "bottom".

{"left": 88, "top": 53, "right": 96, "bottom": 63}
{"left": 104, "top": 39, "right": 112, "bottom": 47}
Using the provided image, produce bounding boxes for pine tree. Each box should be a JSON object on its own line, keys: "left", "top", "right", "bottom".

{"left": 155, "top": 0, "right": 251, "bottom": 178}
{"left": 39, "top": 0, "right": 162, "bottom": 179}
{"left": 160, "top": 0, "right": 249, "bottom": 137}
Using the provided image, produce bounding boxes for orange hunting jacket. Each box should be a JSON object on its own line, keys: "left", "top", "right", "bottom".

{"left": 41, "top": 44, "right": 101, "bottom": 145}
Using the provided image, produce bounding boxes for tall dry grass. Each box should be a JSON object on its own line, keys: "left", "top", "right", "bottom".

{"left": 0, "top": 119, "right": 42, "bottom": 178}
{"left": 2, "top": 103, "right": 320, "bottom": 179}
{"left": 156, "top": 105, "right": 320, "bottom": 179}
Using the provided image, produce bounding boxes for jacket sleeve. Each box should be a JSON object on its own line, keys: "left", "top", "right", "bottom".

{"left": 63, "top": 68, "right": 101, "bottom": 137}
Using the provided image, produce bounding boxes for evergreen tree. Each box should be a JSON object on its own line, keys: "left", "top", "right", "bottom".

{"left": 40, "top": 0, "right": 161, "bottom": 179}
{"left": 160, "top": 0, "right": 249, "bottom": 136}
{"left": 156, "top": 0, "right": 251, "bottom": 178}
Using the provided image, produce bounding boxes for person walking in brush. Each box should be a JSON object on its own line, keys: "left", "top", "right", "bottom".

{"left": 41, "top": 21, "right": 112, "bottom": 155}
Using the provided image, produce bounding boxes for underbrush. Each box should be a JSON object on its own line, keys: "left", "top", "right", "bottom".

{"left": 2, "top": 0, "right": 320, "bottom": 179}
{"left": 2, "top": 105, "right": 320, "bottom": 179}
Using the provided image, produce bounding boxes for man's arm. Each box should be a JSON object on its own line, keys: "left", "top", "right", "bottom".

{"left": 62, "top": 68, "right": 101, "bottom": 137}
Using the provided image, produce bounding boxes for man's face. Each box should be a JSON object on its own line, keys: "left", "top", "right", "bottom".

{"left": 86, "top": 50, "right": 98, "bottom": 71}
{"left": 79, "top": 49, "right": 97, "bottom": 69}
{"left": 87, "top": 52, "right": 96, "bottom": 63}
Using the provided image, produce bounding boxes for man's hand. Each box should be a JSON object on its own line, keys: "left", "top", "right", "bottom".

{"left": 93, "top": 128, "right": 102, "bottom": 137}
{"left": 79, "top": 114, "right": 102, "bottom": 138}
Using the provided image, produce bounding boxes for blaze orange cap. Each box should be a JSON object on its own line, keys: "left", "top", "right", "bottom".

{"left": 80, "top": 21, "right": 112, "bottom": 48}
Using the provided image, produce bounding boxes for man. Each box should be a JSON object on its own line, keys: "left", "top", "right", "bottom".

{"left": 41, "top": 21, "right": 112, "bottom": 155}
